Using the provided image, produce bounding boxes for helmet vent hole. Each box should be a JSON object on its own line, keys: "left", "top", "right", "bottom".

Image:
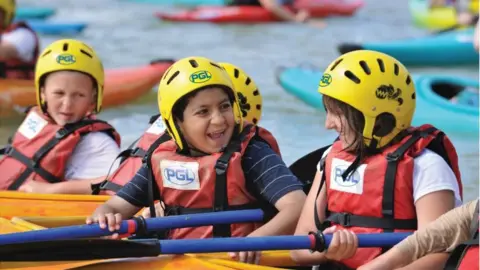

{"left": 256, "top": 105, "right": 261, "bottom": 110}
{"left": 377, "top": 59, "right": 385, "bottom": 72}
{"left": 62, "top": 43, "right": 69, "bottom": 52}
{"left": 253, "top": 89, "right": 259, "bottom": 96}
{"left": 234, "top": 68, "right": 240, "bottom": 78}
{"left": 253, "top": 118, "right": 258, "bottom": 124}
{"left": 80, "top": 49, "right": 92, "bottom": 58}
{"left": 210, "top": 62, "right": 222, "bottom": 69}
{"left": 167, "top": 71, "right": 180, "bottom": 85}
{"left": 41, "top": 50, "right": 52, "bottom": 57}
{"left": 344, "top": 71, "right": 361, "bottom": 84}
{"left": 394, "top": 63, "right": 399, "bottom": 76}
{"left": 330, "top": 58, "right": 343, "bottom": 71}
{"left": 189, "top": 60, "right": 199, "bottom": 68}
{"left": 412, "top": 93, "right": 416, "bottom": 99}
{"left": 359, "top": 61, "right": 371, "bottom": 75}
{"left": 163, "top": 67, "right": 172, "bottom": 80}
{"left": 245, "top": 77, "right": 251, "bottom": 85}
{"left": 406, "top": 75, "right": 411, "bottom": 85}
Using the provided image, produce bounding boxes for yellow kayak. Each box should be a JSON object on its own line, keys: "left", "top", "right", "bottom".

{"left": 409, "top": 0, "right": 457, "bottom": 29}
{"left": 0, "top": 191, "right": 109, "bottom": 219}
{"left": 1, "top": 216, "right": 302, "bottom": 270}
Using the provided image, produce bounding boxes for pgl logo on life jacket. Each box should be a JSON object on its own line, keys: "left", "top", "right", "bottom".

{"left": 330, "top": 158, "right": 365, "bottom": 195}
{"left": 160, "top": 160, "right": 200, "bottom": 190}
{"left": 56, "top": 54, "right": 76, "bottom": 65}
{"left": 189, "top": 70, "right": 212, "bottom": 83}
{"left": 334, "top": 165, "right": 360, "bottom": 187}
{"left": 319, "top": 73, "right": 332, "bottom": 87}
{"left": 18, "top": 111, "right": 48, "bottom": 140}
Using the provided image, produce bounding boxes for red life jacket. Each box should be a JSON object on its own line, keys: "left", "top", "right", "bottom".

{"left": 444, "top": 200, "right": 479, "bottom": 270}
{"left": 0, "top": 106, "right": 121, "bottom": 190}
{"left": 95, "top": 114, "right": 281, "bottom": 196}
{"left": 313, "top": 124, "right": 463, "bottom": 269}
{"left": 94, "top": 114, "right": 168, "bottom": 195}
{"left": 0, "top": 22, "right": 39, "bottom": 79}
{"left": 145, "top": 124, "right": 280, "bottom": 239}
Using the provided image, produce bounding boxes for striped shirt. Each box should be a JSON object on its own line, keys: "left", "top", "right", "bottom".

{"left": 117, "top": 139, "right": 304, "bottom": 207}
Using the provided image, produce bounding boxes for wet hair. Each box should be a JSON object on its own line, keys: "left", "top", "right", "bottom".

{"left": 172, "top": 86, "right": 236, "bottom": 122}
{"left": 323, "top": 95, "right": 398, "bottom": 158}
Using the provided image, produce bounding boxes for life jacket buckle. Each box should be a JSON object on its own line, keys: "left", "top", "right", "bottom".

{"left": 386, "top": 153, "right": 401, "bottom": 162}
{"left": 338, "top": 212, "right": 352, "bottom": 227}
{"left": 215, "top": 159, "right": 228, "bottom": 174}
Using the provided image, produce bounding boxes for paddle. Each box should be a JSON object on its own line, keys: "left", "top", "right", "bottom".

{"left": 0, "top": 209, "right": 263, "bottom": 245}
{"left": 288, "top": 145, "right": 331, "bottom": 194}
{"left": 0, "top": 232, "right": 412, "bottom": 261}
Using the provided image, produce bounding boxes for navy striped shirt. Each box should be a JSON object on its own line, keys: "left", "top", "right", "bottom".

{"left": 117, "top": 139, "right": 304, "bottom": 207}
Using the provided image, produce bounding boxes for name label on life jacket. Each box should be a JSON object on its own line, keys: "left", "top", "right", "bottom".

{"left": 330, "top": 158, "right": 366, "bottom": 195}
{"left": 161, "top": 160, "right": 200, "bottom": 190}
{"left": 18, "top": 111, "right": 48, "bottom": 139}
{"left": 146, "top": 117, "right": 166, "bottom": 135}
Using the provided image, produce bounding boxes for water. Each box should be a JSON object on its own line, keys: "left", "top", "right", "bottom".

{"left": 4, "top": 0, "right": 479, "bottom": 202}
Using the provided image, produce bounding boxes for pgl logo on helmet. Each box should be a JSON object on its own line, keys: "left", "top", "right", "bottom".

{"left": 56, "top": 54, "right": 76, "bottom": 65}
{"left": 189, "top": 70, "right": 212, "bottom": 83}
{"left": 375, "top": 84, "right": 404, "bottom": 106}
{"left": 319, "top": 73, "right": 332, "bottom": 87}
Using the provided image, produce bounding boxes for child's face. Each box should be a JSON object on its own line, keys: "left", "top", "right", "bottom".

{"left": 177, "top": 87, "right": 236, "bottom": 154}
{"left": 40, "top": 71, "right": 96, "bottom": 126}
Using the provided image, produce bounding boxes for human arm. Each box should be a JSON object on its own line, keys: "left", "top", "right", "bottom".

{"left": 397, "top": 150, "right": 463, "bottom": 269}
{"left": 86, "top": 165, "right": 157, "bottom": 230}
{"left": 358, "top": 199, "right": 478, "bottom": 270}
{"left": 0, "top": 28, "right": 36, "bottom": 61}
{"left": 242, "top": 140, "right": 307, "bottom": 236}
{"left": 257, "top": 0, "right": 308, "bottom": 22}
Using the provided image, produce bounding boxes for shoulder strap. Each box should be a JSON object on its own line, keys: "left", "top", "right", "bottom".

{"left": 314, "top": 157, "right": 327, "bottom": 231}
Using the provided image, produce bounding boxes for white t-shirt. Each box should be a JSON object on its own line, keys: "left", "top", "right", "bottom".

{"left": 64, "top": 132, "right": 121, "bottom": 180}
{"left": 2, "top": 28, "right": 37, "bottom": 62}
{"left": 316, "top": 146, "right": 463, "bottom": 207}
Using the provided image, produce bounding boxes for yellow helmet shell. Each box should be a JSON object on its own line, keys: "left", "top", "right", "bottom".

{"left": 34, "top": 39, "right": 105, "bottom": 114}
{"left": 318, "top": 50, "right": 416, "bottom": 148}
{"left": 157, "top": 56, "right": 243, "bottom": 150}
{"left": 0, "top": 0, "right": 15, "bottom": 28}
{"left": 219, "top": 62, "right": 262, "bottom": 125}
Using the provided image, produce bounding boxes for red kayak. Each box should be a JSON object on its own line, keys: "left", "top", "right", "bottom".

{"left": 155, "top": 0, "right": 364, "bottom": 23}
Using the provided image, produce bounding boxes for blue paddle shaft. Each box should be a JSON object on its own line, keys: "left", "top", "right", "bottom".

{"left": 159, "top": 233, "right": 412, "bottom": 254}
{"left": 0, "top": 209, "right": 263, "bottom": 245}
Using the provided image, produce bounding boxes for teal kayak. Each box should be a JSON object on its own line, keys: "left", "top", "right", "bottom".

{"left": 123, "top": 0, "right": 226, "bottom": 6}
{"left": 276, "top": 66, "right": 479, "bottom": 134}
{"left": 25, "top": 21, "right": 87, "bottom": 35}
{"left": 337, "top": 28, "right": 478, "bottom": 66}
{"left": 15, "top": 7, "right": 55, "bottom": 20}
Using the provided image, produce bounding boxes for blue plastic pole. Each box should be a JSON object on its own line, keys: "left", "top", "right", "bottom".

{"left": 158, "top": 232, "right": 413, "bottom": 254}
{"left": 0, "top": 209, "right": 263, "bottom": 245}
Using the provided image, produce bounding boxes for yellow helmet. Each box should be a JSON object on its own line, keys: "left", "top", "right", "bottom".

{"left": 157, "top": 56, "right": 243, "bottom": 151}
{"left": 318, "top": 50, "right": 416, "bottom": 149}
{"left": 0, "top": 0, "right": 15, "bottom": 28}
{"left": 35, "top": 39, "right": 104, "bottom": 114}
{"left": 219, "top": 62, "right": 262, "bottom": 125}
{"left": 469, "top": 0, "right": 478, "bottom": 13}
